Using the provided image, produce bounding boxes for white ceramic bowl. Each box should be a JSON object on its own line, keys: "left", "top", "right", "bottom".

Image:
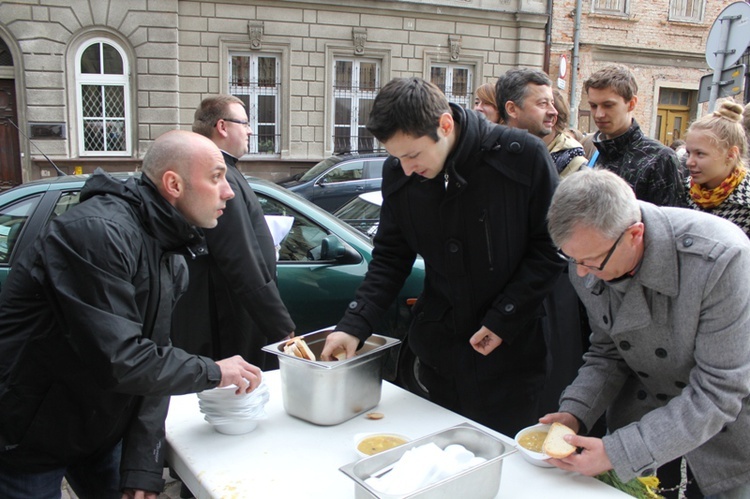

{"left": 514, "top": 423, "right": 554, "bottom": 468}
{"left": 211, "top": 418, "right": 258, "bottom": 435}
{"left": 354, "top": 432, "right": 410, "bottom": 459}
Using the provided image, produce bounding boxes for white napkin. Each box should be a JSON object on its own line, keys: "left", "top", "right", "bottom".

{"left": 264, "top": 215, "right": 294, "bottom": 260}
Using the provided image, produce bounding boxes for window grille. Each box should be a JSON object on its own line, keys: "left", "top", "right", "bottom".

{"left": 229, "top": 54, "right": 280, "bottom": 155}
{"left": 430, "top": 64, "right": 473, "bottom": 109}
{"left": 332, "top": 59, "right": 380, "bottom": 154}
{"left": 75, "top": 39, "right": 130, "bottom": 156}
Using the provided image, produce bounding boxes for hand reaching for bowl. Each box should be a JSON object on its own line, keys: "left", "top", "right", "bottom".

{"left": 215, "top": 355, "right": 262, "bottom": 394}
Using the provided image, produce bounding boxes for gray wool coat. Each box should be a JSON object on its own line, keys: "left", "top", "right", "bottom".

{"left": 559, "top": 202, "right": 750, "bottom": 496}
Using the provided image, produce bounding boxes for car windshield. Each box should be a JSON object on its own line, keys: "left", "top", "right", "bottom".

{"left": 335, "top": 196, "right": 381, "bottom": 221}
{"left": 299, "top": 157, "right": 341, "bottom": 182}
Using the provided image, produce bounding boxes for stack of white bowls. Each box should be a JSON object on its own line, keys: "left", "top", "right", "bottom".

{"left": 197, "top": 382, "right": 270, "bottom": 435}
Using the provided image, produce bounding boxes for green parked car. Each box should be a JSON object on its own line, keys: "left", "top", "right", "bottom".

{"left": 0, "top": 173, "right": 426, "bottom": 396}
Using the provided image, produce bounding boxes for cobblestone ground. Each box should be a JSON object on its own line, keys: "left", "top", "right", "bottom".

{"left": 60, "top": 469, "right": 182, "bottom": 499}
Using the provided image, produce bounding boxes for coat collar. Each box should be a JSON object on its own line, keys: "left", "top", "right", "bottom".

{"left": 632, "top": 201, "right": 680, "bottom": 297}
{"left": 594, "top": 119, "right": 643, "bottom": 159}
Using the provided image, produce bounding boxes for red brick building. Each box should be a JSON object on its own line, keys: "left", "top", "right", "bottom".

{"left": 547, "top": 0, "right": 748, "bottom": 145}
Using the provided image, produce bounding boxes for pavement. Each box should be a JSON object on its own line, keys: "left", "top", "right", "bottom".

{"left": 60, "top": 470, "right": 183, "bottom": 499}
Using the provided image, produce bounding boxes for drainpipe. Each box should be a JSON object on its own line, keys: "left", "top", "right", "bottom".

{"left": 569, "top": 0, "right": 582, "bottom": 128}
{"left": 543, "top": 0, "right": 553, "bottom": 73}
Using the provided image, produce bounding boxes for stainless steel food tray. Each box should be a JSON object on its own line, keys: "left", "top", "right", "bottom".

{"left": 263, "top": 327, "right": 401, "bottom": 425}
{"left": 339, "top": 422, "right": 516, "bottom": 499}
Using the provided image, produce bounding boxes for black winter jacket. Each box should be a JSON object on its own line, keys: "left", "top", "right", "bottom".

{"left": 337, "top": 105, "right": 564, "bottom": 375}
{"left": 593, "top": 119, "right": 686, "bottom": 207}
{"left": 171, "top": 153, "right": 294, "bottom": 366}
{"left": 0, "top": 171, "right": 221, "bottom": 492}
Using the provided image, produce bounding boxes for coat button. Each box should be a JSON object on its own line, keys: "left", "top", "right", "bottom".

{"left": 509, "top": 141, "right": 521, "bottom": 153}
{"left": 656, "top": 393, "right": 668, "bottom": 401}
{"left": 603, "top": 316, "right": 609, "bottom": 324}
{"left": 641, "top": 468, "right": 656, "bottom": 477}
{"left": 655, "top": 348, "right": 668, "bottom": 358}
{"left": 619, "top": 341, "right": 631, "bottom": 350}
{"left": 348, "top": 300, "right": 358, "bottom": 310}
{"left": 683, "top": 237, "right": 693, "bottom": 247}
{"left": 637, "top": 371, "right": 649, "bottom": 378}
{"left": 504, "top": 303, "right": 515, "bottom": 313}
{"left": 447, "top": 242, "right": 459, "bottom": 253}
{"left": 637, "top": 390, "right": 647, "bottom": 400}
{"left": 675, "top": 381, "right": 687, "bottom": 389}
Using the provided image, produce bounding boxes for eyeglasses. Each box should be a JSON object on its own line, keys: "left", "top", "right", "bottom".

{"left": 557, "top": 225, "right": 631, "bottom": 271}
{"left": 221, "top": 118, "right": 250, "bottom": 128}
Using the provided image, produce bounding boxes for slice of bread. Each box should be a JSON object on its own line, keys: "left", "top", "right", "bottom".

{"left": 542, "top": 422, "right": 577, "bottom": 459}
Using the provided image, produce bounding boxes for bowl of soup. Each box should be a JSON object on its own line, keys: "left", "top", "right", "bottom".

{"left": 514, "top": 423, "right": 554, "bottom": 467}
{"left": 355, "top": 433, "right": 410, "bottom": 458}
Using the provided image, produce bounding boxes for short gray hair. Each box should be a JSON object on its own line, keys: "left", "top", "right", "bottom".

{"left": 547, "top": 168, "right": 641, "bottom": 247}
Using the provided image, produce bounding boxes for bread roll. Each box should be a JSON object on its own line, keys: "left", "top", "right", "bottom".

{"left": 542, "top": 422, "right": 577, "bottom": 459}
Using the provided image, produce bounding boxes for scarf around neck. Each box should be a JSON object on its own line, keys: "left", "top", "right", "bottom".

{"left": 690, "top": 166, "right": 747, "bottom": 209}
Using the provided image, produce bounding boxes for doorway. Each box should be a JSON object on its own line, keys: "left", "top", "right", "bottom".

{"left": 655, "top": 88, "right": 692, "bottom": 147}
{"left": 0, "top": 79, "right": 21, "bottom": 190}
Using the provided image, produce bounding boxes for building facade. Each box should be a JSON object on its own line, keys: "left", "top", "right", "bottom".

{"left": 0, "top": 0, "right": 550, "bottom": 187}
{"left": 547, "top": 0, "right": 747, "bottom": 145}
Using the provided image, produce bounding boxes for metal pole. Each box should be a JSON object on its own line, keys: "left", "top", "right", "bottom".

{"left": 708, "top": 17, "right": 732, "bottom": 112}
{"left": 569, "top": 0, "right": 582, "bottom": 128}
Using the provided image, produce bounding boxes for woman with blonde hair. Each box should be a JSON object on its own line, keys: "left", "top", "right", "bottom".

{"left": 684, "top": 100, "right": 750, "bottom": 236}
{"left": 473, "top": 82, "right": 500, "bottom": 124}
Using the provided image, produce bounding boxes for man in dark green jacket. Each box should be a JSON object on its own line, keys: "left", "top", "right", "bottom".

{"left": 322, "top": 78, "right": 564, "bottom": 436}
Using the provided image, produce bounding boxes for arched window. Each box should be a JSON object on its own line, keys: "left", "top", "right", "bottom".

{"left": 75, "top": 39, "right": 131, "bottom": 156}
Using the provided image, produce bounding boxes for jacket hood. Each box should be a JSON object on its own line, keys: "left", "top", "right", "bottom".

{"left": 80, "top": 169, "right": 206, "bottom": 253}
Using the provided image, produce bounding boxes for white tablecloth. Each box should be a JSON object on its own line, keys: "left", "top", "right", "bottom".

{"left": 165, "top": 370, "right": 628, "bottom": 498}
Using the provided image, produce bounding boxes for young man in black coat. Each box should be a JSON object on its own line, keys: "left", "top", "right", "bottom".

{"left": 321, "top": 77, "right": 564, "bottom": 436}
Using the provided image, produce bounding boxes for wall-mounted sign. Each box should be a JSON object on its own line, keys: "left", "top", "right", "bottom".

{"left": 29, "top": 123, "right": 66, "bottom": 139}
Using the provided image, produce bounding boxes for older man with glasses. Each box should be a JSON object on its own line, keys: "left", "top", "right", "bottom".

{"left": 540, "top": 168, "right": 750, "bottom": 499}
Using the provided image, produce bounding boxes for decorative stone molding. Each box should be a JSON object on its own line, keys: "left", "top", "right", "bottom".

{"left": 353, "top": 27, "right": 367, "bottom": 55}
{"left": 248, "top": 21, "right": 264, "bottom": 50}
{"left": 449, "top": 35, "right": 461, "bottom": 61}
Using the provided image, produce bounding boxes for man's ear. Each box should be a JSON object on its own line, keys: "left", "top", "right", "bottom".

{"left": 438, "top": 112, "right": 454, "bottom": 137}
{"left": 627, "top": 95, "right": 638, "bottom": 112}
{"left": 505, "top": 101, "right": 519, "bottom": 121}
{"left": 161, "top": 170, "right": 184, "bottom": 201}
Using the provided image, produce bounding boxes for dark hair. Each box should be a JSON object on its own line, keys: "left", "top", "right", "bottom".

{"left": 495, "top": 68, "right": 552, "bottom": 122}
{"left": 366, "top": 77, "right": 450, "bottom": 143}
{"left": 193, "top": 95, "right": 245, "bottom": 137}
{"left": 584, "top": 65, "right": 638, "bottom": 102}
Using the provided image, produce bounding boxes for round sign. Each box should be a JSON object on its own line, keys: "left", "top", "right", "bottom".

{"left": 559, "top": 55, "right": 568, "bottom": 79}
{"left": 705, "top": 1, "right": 750, "bottom": 70}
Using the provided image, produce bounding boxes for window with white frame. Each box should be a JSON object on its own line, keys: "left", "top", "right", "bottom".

{"left": 332, "top": 59, "right": 380, "bottom": 154}
{"left": 430, "top": 64, "right": 473, "bottom": 109}
{"left": 75, "top": 39, "right": 130, "bottom": 156}
{"left": 591, "top": 0, "right": 629, "bottom": 15}
{"left": 229, "top": 53, "right": 280, "bottom": 155}
{"left": 669, "top": 0, "right": 704, "bottom": 22}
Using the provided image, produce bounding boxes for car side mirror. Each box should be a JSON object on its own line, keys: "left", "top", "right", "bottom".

{"left": 312, "top": 235, "right": 362, "bottom": 264}
{"left": 320, "top": 235, "right": 346, "bottom": 260}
